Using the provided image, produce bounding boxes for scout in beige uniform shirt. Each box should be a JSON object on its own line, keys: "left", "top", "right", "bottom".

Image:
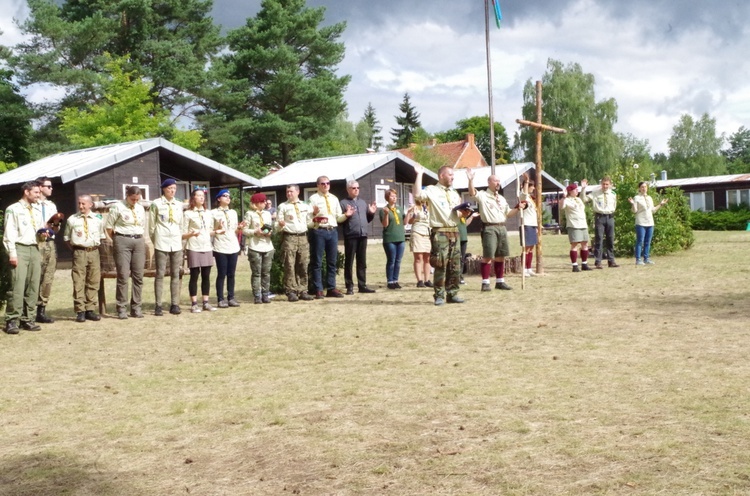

{"left": 561, "top": 184, "right": 591, "bottom": 272}
{"left": 243, "top": 193, "right": 275, "bottom": 303}
{"left": 581, "top": 177, "right": 619, "bottom": 268}
{"left": 212, "top": 189, "right": 245, "bottom": 307}
{"left": 3, "top": 182, "right": 44, "bottom": 334}
{"left": 150, "top": 180, "right": 185, "bottom": 315}
{"left": 275, "top": 186, "right": 314, "bottom": 301}
{"left": 65, "top": 196, "right": 105, "bottom": 321}
{"left": 105, "top": 190, "right": 147, "bottom": 318}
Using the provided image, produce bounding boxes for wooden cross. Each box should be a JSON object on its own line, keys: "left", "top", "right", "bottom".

{"left": 515, "top": 81, "right": 567, "bottom": 276}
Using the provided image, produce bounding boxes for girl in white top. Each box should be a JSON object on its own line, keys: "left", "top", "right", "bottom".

{"left": 212, "top": 189, "right": 246, "bottom": 307}
{"left": 628, "top": 182, "right": 668, "bottom": 265}
{"left": 242, "top": 193, "right": 275, "bottom": 303}
{"left": 182, "top": 189, "right": 221, "bottom": 312}
{"left": 561, "top": 184, "right": 591, "bottom": 272}
{"left": 519, "top": 177, "right": 539, "bottom": 276}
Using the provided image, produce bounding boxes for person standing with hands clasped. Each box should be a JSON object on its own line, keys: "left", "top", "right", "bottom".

{"left": 405, "top": 198, "right": 433, "bottom": 288}
{"left": 276, "top": 185, "right": 315, "bottom": 302}
{"left": 244, "top": 193, "right": 275, "bottom": 304}
{"left": 182, "top": 189, "right": 218, "bottom": 313}
{"left": 340, "top": 180, "right": 377, "bottom": 294}
{"left": 308, "top": 176, "right": 352, "bottom": 299}
{"left": 212, "top": 189, "right": 245, "bottom": 307}
{"left": 629, "top": 182, "right": 668, "bottom": 266}
{"left": 380, "top": 189, "right": 406, "bottom": 290}
{"left": 561, "top": 183, "right": 591, "bottom": 272}
{"left": 150, "top": 178, "right": 184, "bottom": 316}
{"left": 64, "top": 195, "right": 104, "bottom": 322}
{"left": 106, "top": 185, "right": 146, "bottom": 319}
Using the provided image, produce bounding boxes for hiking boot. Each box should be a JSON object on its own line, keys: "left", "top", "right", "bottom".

{"left": 254, "top": 295, "right": 262, "bottom": 304}
{"left": 228, "top": 299, "right": 241, "bottom": 307}
{"left": 326, "top": 289, "right": 344, "bottom": 298}
{"left": 76, "top": 312, "right": 86, "bottom": 323}
{"left": 581, "top": 264, "right": 593, "bottom": 271}
{"left": 85, "top": 311, "right": 101, "bottom": 321}
{"left": 434, "top": 297, "right": 445, "bottom": 306}
{"left": 608, "top": 261, "right": 620, "bottom": 268}
{"left": 447, "top": 296, "right": 465, "bottom": 304}
{"left": 299, "top": 292, "right": 315, "bottom": 301}
{"left": 261, "top": 293, "right": 271, "bottom": 304}
{"left": 218, "top": 300, "right": 229, "bottom": 308}
{"left": 169, "top": 305, "right": 182, "bottom": 315}
{"left": 572, "top": 265, "right": 581, "bottom": 273}
{"left": 21, "top": 321, "right": 41, "bottom": 331}
{"left": 287, "top": 292, "right": 299, "bottom": 302}
{"left": 315, "top": 291, "right": 325, "bottom": 300}
{"left": 117, "top": 311, "right": 129, "bottom": 320}
{"left": 495, "top": 282, "right": 512, "bottom": 290}
{"left": 154, "top": 305, "right": 163, "bottom": 316}
{"left": 481, "top": 282, "right": 491, "bottom": 292}
{"left": 36, "top": 305, "right": 54, "bottom": 324}
{"left": 4, "top": 320, "right": 19, "bottom": 335}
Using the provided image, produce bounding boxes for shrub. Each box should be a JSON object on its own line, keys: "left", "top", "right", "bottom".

{"left": 612, "top": 169, "right": 694, "bottom": 258}
{"left": 690, "top": 206, "right": 750, "bottom": 231}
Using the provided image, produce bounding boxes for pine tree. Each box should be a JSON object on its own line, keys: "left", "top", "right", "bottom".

{"left": 198, "top": 0, "right": 350, "bottom": 167}
{"left": 361, "top": 102, "right": 383, "bottom": 151}
{"left": 391, "top": 93, "right": 422, "bottom": 149}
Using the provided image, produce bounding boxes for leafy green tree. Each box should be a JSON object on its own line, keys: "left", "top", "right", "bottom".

{"left": 9, "top": 0, "right": 221, "bottom": 113}
{"left": 722, "top": 126, "right": 750, "bottom": 174}
{"left": 59, "top": 56, "right": 202, "bottom": 149}
{"left": 361, "top": 102, "right": 383, "bottom": 151}
{"left": 199, "top": 0, "right": 350, "bottom": 167}
{"left": 434, "top": 115, "right": 510, "bottom": 165}
{"left": 518, "top": 59, "right": 619, "bottom": 182}
{"left": 0, "top": 69, "right": 32, "bottom": 165}
{"left": 617, "top": 132, "right": 656, "bottom": 179}
{"left": 667, "top": 113, "right": 726, "bottom": 178}
{"left": 390, "top": 93, "right": 422, "bottom": 149}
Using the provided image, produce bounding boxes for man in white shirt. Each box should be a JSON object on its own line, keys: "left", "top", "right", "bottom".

{"left": 149, "top": 178, "right": 184, "bottom": 316}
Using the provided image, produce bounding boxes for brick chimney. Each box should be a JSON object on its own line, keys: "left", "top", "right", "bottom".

{"left": 466, "top": 133, "right": 475, "bottom": 146}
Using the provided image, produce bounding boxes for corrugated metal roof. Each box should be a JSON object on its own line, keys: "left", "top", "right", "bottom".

{"left": 654, "top": 173, "right": 750, "bottom": 189}
{"left": 258, "top": 151, "right": 438, "bottom": 188}
{"left": 0, "top": 138, "right": 260, "bottom": 187}
{"left": 452, "top": 163, "right": 566, "bottom": 191}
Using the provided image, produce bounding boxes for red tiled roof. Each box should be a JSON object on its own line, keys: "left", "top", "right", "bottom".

{"left": 395, "top": 136, "right": 487, "bottom": 169}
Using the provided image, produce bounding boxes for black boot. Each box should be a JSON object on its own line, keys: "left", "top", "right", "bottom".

{"left": 36, "top": 305, "right": 55, "bottom": 324}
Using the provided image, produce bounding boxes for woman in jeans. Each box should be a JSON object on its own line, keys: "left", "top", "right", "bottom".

{"left": 380, "top": 189, "right": 406, "bottom": 289}
{"left": 182, "top": 189, "right": 219, "bottom": 313}
{"left": 629, "top": 181, "right": 668, "bottom": 265}
{"left": 212, "top": 189, "right": 246, "bottom": 307}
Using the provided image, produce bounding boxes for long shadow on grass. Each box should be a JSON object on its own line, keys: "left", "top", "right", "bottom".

{"left": 0, "top": 452, "right": 140, "bottom": 496}
{"left": 643, "top": 291, "right": 750, "bottom": 322}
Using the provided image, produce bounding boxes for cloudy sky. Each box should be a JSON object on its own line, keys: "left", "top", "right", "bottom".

{"left": 2, "top": 0, "right": 749, "bottom": 154}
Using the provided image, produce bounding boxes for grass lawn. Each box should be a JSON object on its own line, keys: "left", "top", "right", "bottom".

{"left": 1, "top": 230, "right": 749, "bottom": 495}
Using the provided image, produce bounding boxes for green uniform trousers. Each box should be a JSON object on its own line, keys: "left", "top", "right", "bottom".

{"left": 5, "top": 243, "right": 41, "bottom": 323}
{"left": 429, "top": 230, "right": 461, "bottom": 301}
{"left": 71, "top": 247, "right": 101, "bottom": 313}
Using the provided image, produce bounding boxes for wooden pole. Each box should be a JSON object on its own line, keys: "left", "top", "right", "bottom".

{"left": 514, "top": 82, "right": 567, "bottom": 276}
{"left": 484, "top": 0, "right": 496, "bottom": 175}
{"left": 534, "top": 82, "right": 544, "bottom": 275}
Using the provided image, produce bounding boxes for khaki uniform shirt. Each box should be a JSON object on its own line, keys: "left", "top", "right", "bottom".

{"left": 581, "top": 188, "right": 616, "bottom": 214}
{"left": 562, "top": 197, "right": 588, "bottom": 229}
{"left": 243, "top": 209, "right": 274, "bottom": 253}
{"left": 3, "top": 200, "right": 42, "bottom": 258}
{"left": 415, "top": 184, "right": 461, "bottom": 229}
{"left": 276, "top": 200, "right": 313, "bottom": 234}
{"left": 519, "top": 192, "right": 538, "bottom": 227}
{"left": 36, "top": 198, "right": 59, "bottom": 237}
{"left": 105, "top": 201, "right": 146, "bottom": 236}
{"left": 150, "top": 196, "right": 184, "bottom": 252}
{"left": 409, "top": 205, "right": 431, "bottom": 236}
{"left": 633, "top": 194, "right": 656, "bottom": 227}
{"left": 182, "top": 208, "right": 214, "bottom": 252}
{"left": 212, "top": 207, "right": 241, "bottom": 254}
{"left": 64, "top": 212, "right": 105, "bottom": 247}
{"left": 308, "top": 192, "right": 346, "bottom": 228}
{"left": 473, "top": 189, "right": 512, "bottom": 224}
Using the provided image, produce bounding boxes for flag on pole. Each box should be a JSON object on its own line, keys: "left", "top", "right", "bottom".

{"left": 492, "top": 0, "right": 502, "bottom": 28}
